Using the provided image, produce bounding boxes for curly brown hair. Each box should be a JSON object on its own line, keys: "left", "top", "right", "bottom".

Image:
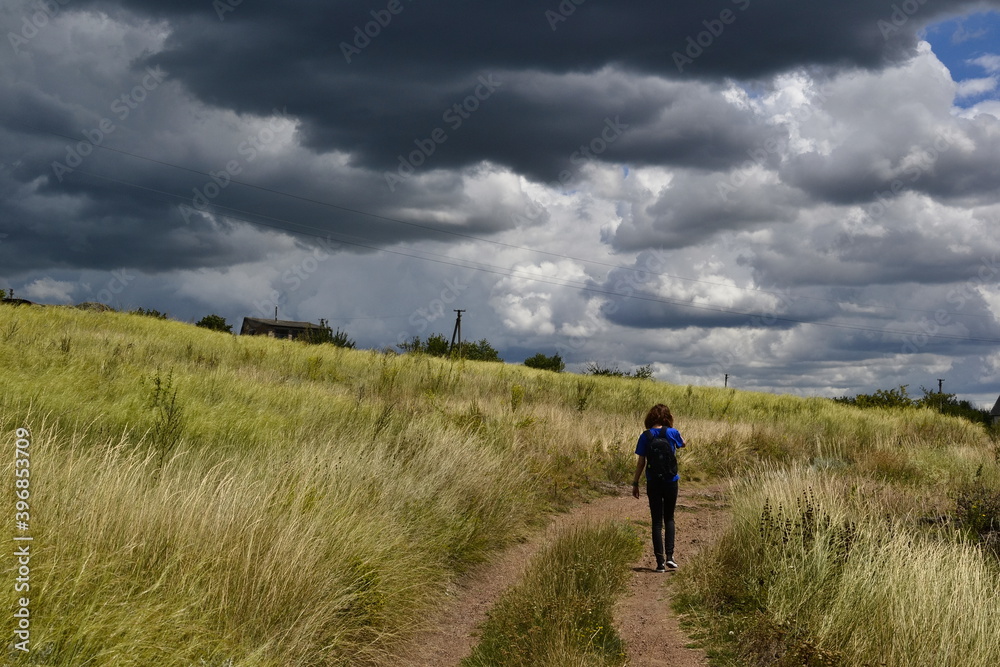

{"left": 644, "top": 403, "right": 674, "bottom": 430}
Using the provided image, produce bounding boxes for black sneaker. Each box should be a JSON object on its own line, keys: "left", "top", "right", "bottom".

{"left": 654, "top": 562, "right": 666, "bottom": 572}
{"left": 665, "top": 560, "right": 678, "bottom": 570}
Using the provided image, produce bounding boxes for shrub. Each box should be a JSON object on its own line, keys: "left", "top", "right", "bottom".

{"left": 916, "top": 387, "right": 990, "bottom": 425}
{"left": 586, "top": 362, "right": 653, "bottom": 379}
{"left": 426, "top": 333, "right": 451, "bottom": 356}
{"left": 146, "top": 370, "right": 184, "bottom": 471}
{"left": 131, "top": 307, "right": 168, "bottom": 319}
{"left": 397, "top": 333, "right": 449, "bottom": 356}
{"left": 834, "top": 385, "right": 989, "bottom": 425}
{"left": 397, "top": 333, "right": 500, "bottom": 361}
{"left": 834, "top": 384, "right": 913, "bottom": 409}
{"left": 632, "top": 364, "right": 654, "bottom": 380}
{"left": 195, "top": 314, "right": 232, "bottom": 333}
{"left": 302, "top": 326, "right": 355, "bottom": 348}
{"left": 586, "top": 362, "right": 627, "bottom": 377}
{"left": 524, "top": 352, "right": 565, "bottom": 373}
{"left": 330, "top": 328, "right": 356, "bottom": 349}
{"left": 952, "top": 470, "right": 1000, "bottom": 556}
{"left": 462, "top": 338, "right": 502, "bottom": 362}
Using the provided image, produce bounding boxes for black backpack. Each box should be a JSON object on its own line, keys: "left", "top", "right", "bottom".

{"left": 645, "top": 430, "right": 678, "bottom": 482}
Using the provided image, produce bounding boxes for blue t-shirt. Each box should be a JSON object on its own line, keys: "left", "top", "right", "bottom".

{"left": 635, "top": 426, "right": 685, "bottom": 482}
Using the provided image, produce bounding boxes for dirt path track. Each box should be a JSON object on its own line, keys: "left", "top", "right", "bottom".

{"left": 391, "top": 483, "right": 730, "bottom": 666}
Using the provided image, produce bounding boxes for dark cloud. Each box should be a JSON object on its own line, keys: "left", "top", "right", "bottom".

{"left": 64, "top": 0, "right": 999, "bottom": 179}
{"left": 605, "top": 170, "right": 805, "bottom": 251}
{"left": 781, "top": 116, "right": 1000, "bottom": 205}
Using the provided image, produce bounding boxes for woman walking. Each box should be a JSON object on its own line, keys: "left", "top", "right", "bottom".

{"left": 631, "top": 403, "right": 686, "bottom": 572}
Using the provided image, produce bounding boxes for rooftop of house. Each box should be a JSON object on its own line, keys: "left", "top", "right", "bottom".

{"left": 241, "top": 317, "right": 322, "bottom": 329}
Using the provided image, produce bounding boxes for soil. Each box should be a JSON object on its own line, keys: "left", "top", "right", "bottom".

{"left": 390, "top": 482, "right": 731, "bottom": 667}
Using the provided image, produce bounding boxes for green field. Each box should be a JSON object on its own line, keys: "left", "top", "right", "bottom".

{"left": 1, "top": 303, "right": 997, "bottom": 665}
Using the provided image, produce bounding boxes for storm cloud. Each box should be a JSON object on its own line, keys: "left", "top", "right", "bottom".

{"left": 3, "top": 0, "right": 1000, "bottom": 405}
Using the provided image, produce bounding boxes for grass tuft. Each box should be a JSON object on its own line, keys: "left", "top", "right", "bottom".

{"left": 462, "top": 521, "right": 642, "bottom": 667}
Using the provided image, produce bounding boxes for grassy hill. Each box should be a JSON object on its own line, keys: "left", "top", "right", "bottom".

{"left": 1, "top": 303, "right": 996, "bottom": 665}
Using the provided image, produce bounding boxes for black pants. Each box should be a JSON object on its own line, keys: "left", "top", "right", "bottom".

{"left": 646, "top": 478, "right": 678, "bottom": 564}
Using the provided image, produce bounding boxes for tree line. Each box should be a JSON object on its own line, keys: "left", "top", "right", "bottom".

{"left": 834, "top": 385, "right": 991, "bottom": 426}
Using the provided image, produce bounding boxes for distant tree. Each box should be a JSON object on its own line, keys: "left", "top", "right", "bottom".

{"left": 397, "top": 332, "right": 501, "bottom": 361}
{"left": 835, "top": 384, "right": 989, "bottom": 426}
{"left": 915, "top": 387, "right": 989, "bottom": 425}
{"left": 130, "top": 307, "right": 168, "bottom": 319}
{"left": 833, "top": 385, "right": 913, "bottom": 409}
{"left": 396, "top": 336, "right": 424, "bottom": 354}
{"left": 302, "top": 325, "right": 355, "bottom": 348}
{"left": 0, "top": 288, "right": 6, "bottom": 300}
{"left": 425, "top": 333, "right": 450, "bottom": 357}
{"left": 397, "top": 334, "right": 449, "bottom": 355}
{"left": 195, "top": 314, "right": 232, "bottom": 333}
{"left": 462, "top": 338, "right": 502, "bottom": 362}
{"left": 524, "top": 352, "right": 565, "bottom": 372}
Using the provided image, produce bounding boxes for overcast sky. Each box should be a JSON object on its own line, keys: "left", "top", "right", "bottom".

{"left": 3, "top": 0, "right": 1000, "bottom": 406}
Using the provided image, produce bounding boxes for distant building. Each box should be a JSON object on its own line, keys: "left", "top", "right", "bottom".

{"left": 991, "top": 395, "right": 1000, "bottom": 425}
{"left": 239, "top": 316, "right": 328, "bottom": 341}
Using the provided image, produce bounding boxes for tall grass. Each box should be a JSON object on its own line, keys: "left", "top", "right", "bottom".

{"left": 678, "top": 465, "right": 1000, "bottom": 666}
{"left": 462, "top": 522, "right": 641, "bottom": 667}
{"left": 1, "top": 303, "right": 994, "bottom": 664}
{"left": 14, "top": 410, "right": 536, "bottom": 665}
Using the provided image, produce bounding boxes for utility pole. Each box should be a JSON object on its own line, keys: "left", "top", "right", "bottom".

{"left": 450, "top": 309, "right": 465, "bottom": 358}
{"left": 725, "top": 373, "right": 729, "bottom": 388}
{"left": 937, "top": 378, "right": 945, "bottom": 393}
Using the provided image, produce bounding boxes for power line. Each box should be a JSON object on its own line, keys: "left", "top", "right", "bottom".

{"left": 62, "top": 167, "right": 1000, "bottom": 345}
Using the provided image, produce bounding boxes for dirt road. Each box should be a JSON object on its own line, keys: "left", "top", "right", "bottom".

{"left": 391, "top": 483, "right": 730, "bottom": 666}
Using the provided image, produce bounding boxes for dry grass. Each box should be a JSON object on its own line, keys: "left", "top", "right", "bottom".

{"left": 0, "top": 303, "right": 993, "bottom": 665}
{"left": 679, "top": 465, "right": 1000, "bottom": 667}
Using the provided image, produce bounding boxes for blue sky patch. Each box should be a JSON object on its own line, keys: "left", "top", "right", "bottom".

{"left": 922, "top": 10, "right": 1000, "bottom": 106}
